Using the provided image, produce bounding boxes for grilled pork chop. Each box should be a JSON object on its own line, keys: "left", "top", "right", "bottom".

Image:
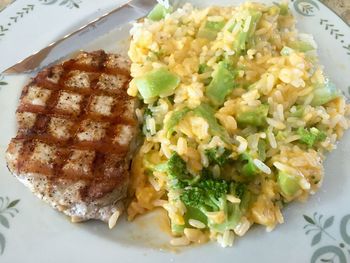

{"left": 6, "top": 51, "right": 137, "bottom": 227}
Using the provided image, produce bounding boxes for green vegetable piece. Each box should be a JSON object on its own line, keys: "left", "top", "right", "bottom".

{"left": 280, "top": 46, "right": 294, "bottom": 56}
{"left": 198, "top": 20, "right": 225, "bottom": 40}
{"left": 239, "top": 190, "right": 251, "bottom": 213}
{"left": 184, "top": 206, "right": 208, "bottom": 226}
{"left": 147, "top": 3, "right": 171, "bottom": 21}
{"left": 164, "top": 107, "right": 190, "bottom": 137}
{"left": 143, "top": 154, "right": 167, "bottom": 173}
{"left": 206, "top": 21, "right": 226, "bottom": 31}
{"left": 227, "top": 21, "right": 237, "bottom": 33}
{"left": 236, "top": 104, "right": 269, "bottom": 127}
{"left": 275, "top": 131, "right": 287, "bottom": 141}
{"left": 198, "top": 63, "right": 209, "bottom": 74}
{"left": 198, "top": 28, "right": 218, "bottom": 41}
{"left": 210, "top": 203, "right": 241, "bottom": 232}
{"left": 297, "top": 127, "right": 327, "bottom": 148}
{"left": 242, "top": 162, "right": 256, "bottom": 177}
{"left": 198, "top": 63, "right": 213, "bottom": 85}
{"left": 166, "top": 153, "right": 194, "bottom": 188}
{"left": 180, "top": 175, "right": 249, "bottom": 233}
{"left": 277, "top": 3, "right": 289, "bottom": 15}
{"left": 180, "top": 179, "right": 228, "bottom": 210}
{"left": 154, "top": 163, "right": 167, "bottom": 172}
{"left": 257, "top": 139, "right": 266, "bottom": 161}
{"left": 211, "top": 181, "right": 246, "bottom": 232}
{"left": 289, "top": 41, "right": 314, "bottom": 52}
{"left": 268, "top": 5, "right": 280, "bottom": 16}
{"left": 142, "top": 108, "right": 153, "bottom": 135}
{"left": 290, "top": 105, "right": 304, "bottom": 118}
{"left": 171, "top": 223, "right": 185, "bottom": 235}
{"left": 232, "top": 10, "right": 262, "bottom": 53}
{"left": 240, "top": 152, "right": 257, "bottom": 178}
{"left": 194, "top": 103, "right": 232, "bottom": 143}
{"left": 205, "top": 147, "right": 232, "bottom": 167}
{"left": 198, "top": 179, "right": 229, "bottom": 200}
{"left": 229, "top": 182, "right": 246, "bottom": 199}
{"left": 144, "top": 107, "right": 153, "bottom": 117}
{"left": 180, "top": 178, "right": 232, "bottom": 232}
{"left": 135, "top": 68, "right": 180, "bottom": 99}
{"left": 281, "top": 41, "right": 314, "bottom": 56}
{"left": 311, "top": 78, "right": 340, "bottom": 106}
{"left": 205, "top": 61, "right": 237, "bottom": 106}
{"left": 277, "top": 171, "right": 301, "bottom": 197}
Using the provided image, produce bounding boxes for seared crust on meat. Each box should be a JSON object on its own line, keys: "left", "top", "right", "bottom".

{"left": 6, "top": 50, "right": 137, "bottom": 223}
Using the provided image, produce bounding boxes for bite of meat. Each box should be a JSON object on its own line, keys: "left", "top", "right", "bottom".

{"left": 6, "top": 51, "right": 138, "bottom": 226}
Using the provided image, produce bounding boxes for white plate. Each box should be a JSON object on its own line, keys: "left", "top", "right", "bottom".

{"left": 0, "top": 1, "right": 350, "bottom": 262}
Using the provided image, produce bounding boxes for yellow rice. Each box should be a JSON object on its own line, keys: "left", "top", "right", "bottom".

{"left": 126, "top": 2, "right": 350, "bottom": 247}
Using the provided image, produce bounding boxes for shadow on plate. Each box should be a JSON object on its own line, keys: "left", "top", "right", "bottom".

{"left": 79, "top": 208, "right": 185, "bottom": 252}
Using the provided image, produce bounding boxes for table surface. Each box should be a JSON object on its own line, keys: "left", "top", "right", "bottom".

{"left": 322, "top": 0, "right": 350, "bottom": 24}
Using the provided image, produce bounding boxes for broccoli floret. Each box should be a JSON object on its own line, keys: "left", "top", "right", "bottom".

{"left": 144, "top": 108, "right": 153, "bottom": 117}
{"left": 181, "top": 187, "right": 207, "bottom": 208}
{"left": 230, "top": 182, "right": 252, "bottom": 213}
{"left": 180, "top": 177, "right": 248, "bottom": 233}
{"left": 205, "top": 147, "right": 232, "bottom": 167}
{"left": 230, "top": 182, "right": 245, "bottom": 200}
{"left": 166, "top": 153, "right": 197, "bottom": 188}
{"left": 167, "top": 153, "right": 187, "bottom": 177}
{"left": 180, "top": 178, "right": 228, "bottom": 214}
{"left": 297, "top": 127, "right": 327, "bottom": 148}
{"left": 197, "top": 179, "right": 229, "bottom": 200}
{"left": 168, "top": 153, "right": 252, "bottom": 233}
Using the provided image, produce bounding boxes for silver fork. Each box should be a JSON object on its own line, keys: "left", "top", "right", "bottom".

{"left": 2, "top": 0, "right": 158, "bottom": 74}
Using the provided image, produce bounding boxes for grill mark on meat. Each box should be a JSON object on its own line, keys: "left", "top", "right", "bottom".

{"left": 6, "top": 50, "right": 137, "bottom": 222}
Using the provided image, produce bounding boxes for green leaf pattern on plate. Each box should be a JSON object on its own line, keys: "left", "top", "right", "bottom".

{"left": 292, "top": 0, "right": 319, "bottom": 16}
{"left": 39, "top": 0, "right": 81, "bottom": 9}
{"left": 0, "top": 197, "right": 20, "bottom": 256}
{"left": 303, "top": 212, "right": 350, "bottom": 263}
{"left": 0, "top": 1, "right": 82, "bottom": 40}
{"left": 291, "top": 0, "right": 350, "bottom": 57}
{"left": 0, "top": 75, "right": 7, "bottom": 92}
{"left": 319, "top": 19, "right": 350, "bottom": 56}
{"left": 0, "top": 4, "right": 34, "bottom": 38}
